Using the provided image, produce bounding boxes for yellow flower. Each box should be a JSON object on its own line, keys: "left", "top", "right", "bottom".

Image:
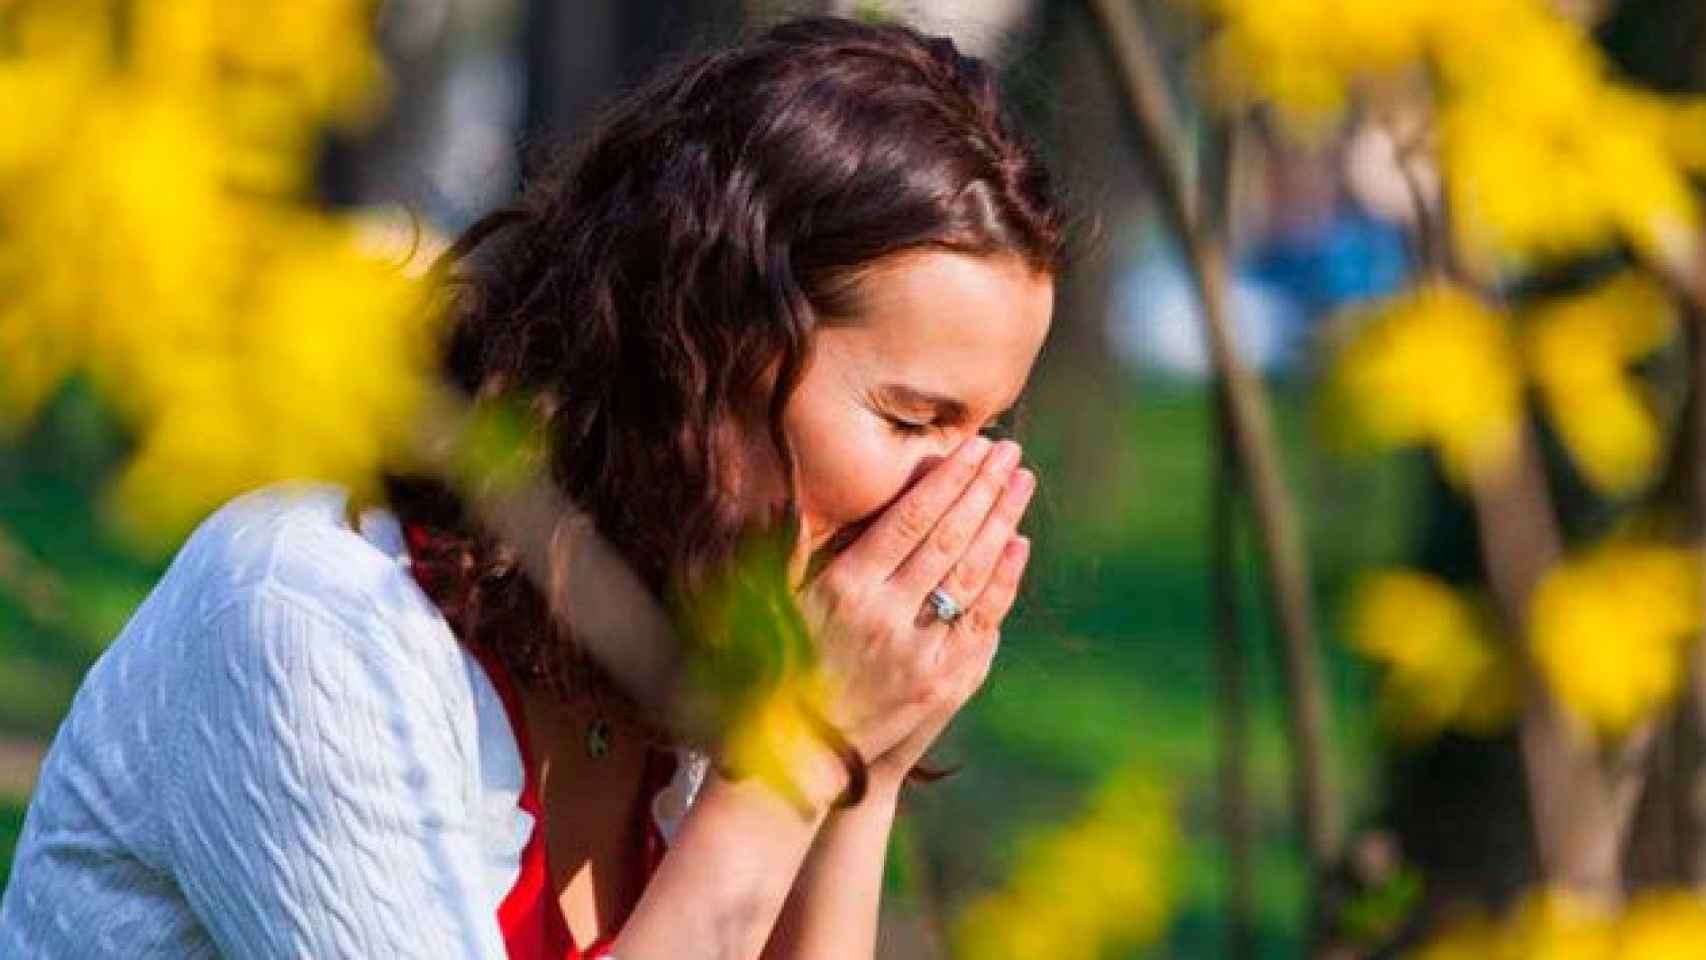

{"left": 1440, "top": 83, "right": 1700, "bottom": 270}
{"left": 1428, "top": 6, "right": 1699, "bottom": 267}
{"left": 1530, "top": 544, "right": 1702, "bottom": 738}
{"left": 1321, "top": 272, "right": 1685, "bottom": 502}
{"left": 131, "top": 0, "right": 384, "bottom": 196}
{"left": 0, "top": 69, "right": 441, "bottom": 548}
{"left": 1503, "top": 890, "right": 1617, "bottom": 960}
{"left": 0, "top": 52, "right": 102, "bottom": 180}
{"left": 1661, "top": 98, "right": 1706, "bottom": 175}
{"left": 1198, "top": 0, "right": 1437, "bottom": 126}
{"left": 108, "top": 218, "right": 440, "bottom": 549}
{"left": 217, "top": 0, "right": 390, "bottom": 128}
{"left": 0, "top": 83, "right": 241, "bottom": 430}
{"left": 953, "top": 769, "right": 1174, "bottom": 960}
{"left": 1434, "top": 5, "right": 1700, "bottom": 268}
{"left": 1523, "top": 273, "right": 1678, "bottom": 497}
{"left": 1197, "top": 0, "right": 1706, "bottom": 266}
{"left": 1325, "top": 285, "right": 1523, "bottom": 486}
{"left": 0, "top": 0, "right": 426, "bottom": 546}
{"left": 1616, "top": 890, "right": 1706, "bottom": 960}
{"left": 125, "top": 0, "right": 387, "bottom": 128}
{"left": 1349, "top": 571, "right": 1519, "bottom": 739}
{"left": 1415, "top": 888, "right": 1700, "bottom": 960}
{"left": 1412, "top": 911, "right": 1505, "bottom": 960}
{"left": 1430, "top": 0, "right": 1603, "bottom": 103}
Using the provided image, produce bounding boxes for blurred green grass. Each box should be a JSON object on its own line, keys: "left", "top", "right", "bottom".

{"left": 1, "top": 795, "right": 22, "bottom": 883}
{"left": 0, "top": 379, "right": 1422, "bottom": 954}
{"left": 0, "top": 380, "right": 159, "bottom": 737}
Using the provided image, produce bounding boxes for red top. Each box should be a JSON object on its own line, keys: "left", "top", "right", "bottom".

{"left": 463, "top": 635, "right": 675, "bottom": 960}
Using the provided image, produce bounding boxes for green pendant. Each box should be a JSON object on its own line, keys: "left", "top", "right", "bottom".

{"left": 586, "top": 717, "right": 610, "bottom": 759}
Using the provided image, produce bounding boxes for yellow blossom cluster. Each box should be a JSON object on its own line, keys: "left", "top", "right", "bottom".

{"left": 1529, "top": 543, "right": 1702, "bottom": 738}
{"left": 1348, "top": 542, "right": 1702, "bottom": 742}
{"left": 1328, "top": 274, "right": 1680, "bottom": 497}
{"left": 0, "top": 0, "right": 438, "bottom": 550}
{"left": 1196, "top": 0, "right": 1706, "bottom": 267}
{"left": 1197, "top": 0, "right": 1438, "bottom": 125}
{"left": 1348, "top": 571, "right": 1518, "bottom": 739}
{"left": 953, "top": 769, "right": 1175, "bottom": 960}
{"left": 1436, "top": 12, "right": 1705, "bottom": 271}
{"left": 1417, "top": 888, "right": 1706, "bottom": 960}
{"left": 1324, "top": 284, "right": 1523, "bottom": 485}
{"left": 1344, "top": 542, "right": 1692, "bottom": 743}
{"left": 1522, "top": 273, "right": 1678, "bottom": 497}
{"left": 1617, "top": 892, "right": 1706, "bottom": 959}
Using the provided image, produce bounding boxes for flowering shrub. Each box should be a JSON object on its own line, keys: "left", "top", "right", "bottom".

{"left": 0, "top": 0, "right": 437, "bottom": 550}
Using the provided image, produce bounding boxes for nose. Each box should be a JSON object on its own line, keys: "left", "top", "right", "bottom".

{"left": 904, "top": 431, "right": 981, "bottom": 491}
{"left": 826, "top": 433, "right": 986, "bottom": 562}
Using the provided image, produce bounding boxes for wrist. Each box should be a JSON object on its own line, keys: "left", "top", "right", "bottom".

{"left": 792, "top": 737, "right": 857, "bottom": 815}
{"left": 859, "top": 766, "right": 906, "bottom": 806}
{"left": 832, "top": 779, "right": 901, "bottom": 822}
{"left": 705, "top": 750, "right": 848, "bottom": 828}
{"left": 712, "top": 735, "right": 851, "bottom": 820}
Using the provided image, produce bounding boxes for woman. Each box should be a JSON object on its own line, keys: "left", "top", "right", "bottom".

{"left": 0, "top": 15, "right": 1062, "bottom": 959}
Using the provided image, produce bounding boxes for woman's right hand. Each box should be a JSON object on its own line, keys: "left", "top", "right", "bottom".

{"left": 791, "top": 435, "right": 1035, "bottom": 796}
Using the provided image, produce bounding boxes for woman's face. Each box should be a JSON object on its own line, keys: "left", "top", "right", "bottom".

{"left": 757, "top": 249, "right": 1054, "bottom": 567}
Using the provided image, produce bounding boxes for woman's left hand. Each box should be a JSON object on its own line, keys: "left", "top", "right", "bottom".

{"left": 860, "top": 459, "right": 1037, "bottom": 797}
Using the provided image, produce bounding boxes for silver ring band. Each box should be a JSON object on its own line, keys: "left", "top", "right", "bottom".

{"left": 927, "top": 587, "right": 965, "bottom": 625}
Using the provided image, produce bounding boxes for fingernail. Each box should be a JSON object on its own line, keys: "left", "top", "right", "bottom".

{"left": 964, "top": 435, "right": 993, "bottom": 461}
{"left": 1008, "top": 467, "right": 1035, "bottom": 495}
{"left": 991, "top": 440, "right": 1021, "bottom": 471}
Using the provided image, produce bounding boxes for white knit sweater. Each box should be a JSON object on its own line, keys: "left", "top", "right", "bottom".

{"left": 0, "top": 482, "right": 705, "bottom": 958}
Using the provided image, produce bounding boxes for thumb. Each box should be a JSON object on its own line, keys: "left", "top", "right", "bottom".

{"left": 777, "top": 502, "right": 813, "bottom": 592}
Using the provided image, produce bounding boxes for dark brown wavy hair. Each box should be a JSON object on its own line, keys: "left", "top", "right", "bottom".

{"left": 384, "top": 16, "right": 1065, "bottom": 736}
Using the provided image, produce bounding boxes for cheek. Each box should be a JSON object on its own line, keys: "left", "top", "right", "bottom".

{"left": 784, "top": 403, "right": 915, "bottom": 543}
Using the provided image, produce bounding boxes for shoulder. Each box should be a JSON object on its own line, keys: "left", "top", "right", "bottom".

{"left": 159, "top": 481, "right": 481, "bottom": 774}
{"left": 163, "top": 482, "right": 464, "bottom": 682}
{"left": 177, "top": 481, "right": 422, "bottom": 633}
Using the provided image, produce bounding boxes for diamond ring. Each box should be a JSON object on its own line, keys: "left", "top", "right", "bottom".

{"left": 926, "top": 587, "right": 965, "bottom": 625}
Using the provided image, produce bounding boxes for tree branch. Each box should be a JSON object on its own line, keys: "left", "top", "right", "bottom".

{"left": 1084, "top": 0, "right": 1342, "bottom": 922}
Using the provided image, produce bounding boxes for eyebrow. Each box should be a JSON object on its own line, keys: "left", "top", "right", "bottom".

{"left": 877, "top": 382, "right": 1018, "bottom": 427}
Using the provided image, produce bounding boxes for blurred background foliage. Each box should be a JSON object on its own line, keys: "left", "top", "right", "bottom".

{"left": 7, "top": 0, "right": 1706, "bottom": 958}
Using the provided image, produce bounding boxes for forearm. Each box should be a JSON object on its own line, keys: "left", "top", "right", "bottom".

{"left": 611, "top": 759, "right": 843, "bottom": 960}
{"left": 760, "top": 784, "right": 900, "bottom": 960}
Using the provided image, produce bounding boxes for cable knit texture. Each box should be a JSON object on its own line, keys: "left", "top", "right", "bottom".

{"left": 0, "top": 482, "right": 705, "bottom": 957}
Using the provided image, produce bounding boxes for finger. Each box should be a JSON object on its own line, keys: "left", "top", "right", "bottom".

{"left": 932, "top": 467, "right": 1035, "bottom": 609}
{"left": 783, "top": 505, "right": 813, "bottom": 592}
{"left": 961, "top": 534, "right": 1031, "bottom": 637}
{"left": 889, "top": 440, "right": 1022, "bottom": 599}
{"left": 953, "top": 621, "right": 1004, "bottom": 705}
{"left": 830, "top": 435, "right": 993, "bottom": 581}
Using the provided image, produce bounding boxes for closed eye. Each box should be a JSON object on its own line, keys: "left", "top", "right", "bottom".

{"left": 981, "top": 406, "right": 1018, "bottom": 440}
{"left": 884, "top": 415, "right": 934, "bottom": 437}
{"left": 884, "top": 407, "right": 1018, "bottom": 440}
